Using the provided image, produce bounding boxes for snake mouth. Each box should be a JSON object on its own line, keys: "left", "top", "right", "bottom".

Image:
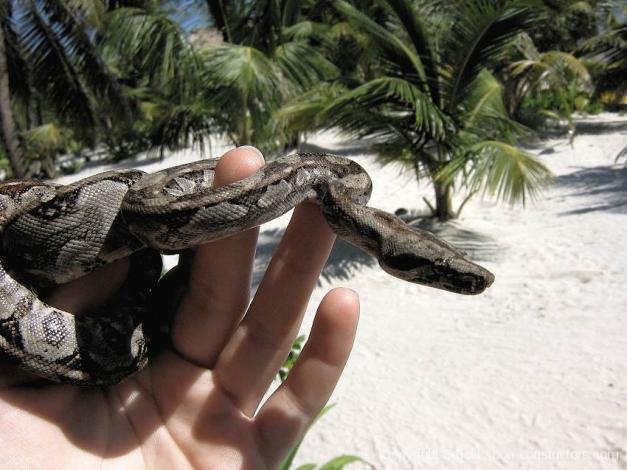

{"left": 444, "top": 269, "right": 494, "bottom": 294}
{"left": 430, "top": 258, "right": 495, "bottom": 294}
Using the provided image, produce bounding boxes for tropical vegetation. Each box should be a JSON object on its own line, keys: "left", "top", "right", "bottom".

{"left": 0, "top": 0, "right": 624, "bottom": 217}
{"left": 0, "top": 0, "right": 134, "bottom": 177}
{"left": 576, "top": 5, "right": 627, "bottom": 106}
{"left": 282, "top": 0, "right": 557, "bottom": 219}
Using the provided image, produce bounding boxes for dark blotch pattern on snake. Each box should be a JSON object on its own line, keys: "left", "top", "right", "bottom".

{"left": 0, "top": 153, "right": 494, "bottom": 386}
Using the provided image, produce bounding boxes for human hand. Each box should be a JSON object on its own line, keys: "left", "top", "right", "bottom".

{"left": 0, "top": 146, "right": 360, "bottom": 469}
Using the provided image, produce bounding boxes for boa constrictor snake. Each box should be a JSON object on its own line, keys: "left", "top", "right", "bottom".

{"left": 0, "top": 153, "right": 494, "bottom": 386}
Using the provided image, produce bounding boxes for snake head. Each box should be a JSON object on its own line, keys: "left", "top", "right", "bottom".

{"left": 380, "top": 250, "right": 494, "bottom": 294}
{"left": 328, "top": 204, "right": 496, "bottom": 295}
{"left": 373, "top": 219, "right": 495, "bottom": 295}
{"left": 428, "top": 255, "right": 494, "bottom": 294}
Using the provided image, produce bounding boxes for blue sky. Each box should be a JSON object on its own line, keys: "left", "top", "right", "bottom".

{"left": 163, "top": 0, "right": 212, "bottom": 33}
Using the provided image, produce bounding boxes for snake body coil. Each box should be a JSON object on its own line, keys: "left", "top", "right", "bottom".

{"left": 0, "top": 153, "right": 494, "bottom": 386}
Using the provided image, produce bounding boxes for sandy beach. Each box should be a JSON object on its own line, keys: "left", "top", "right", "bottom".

{"left": 289, "top": 114, "right": 627, "bottom": 469}
{"left": 57, "top": 113, "right": 627, "bottom": 469}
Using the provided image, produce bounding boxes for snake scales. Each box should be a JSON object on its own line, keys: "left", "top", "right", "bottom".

{"left": 0, "top": 153, "right": 494, "bottom": 386}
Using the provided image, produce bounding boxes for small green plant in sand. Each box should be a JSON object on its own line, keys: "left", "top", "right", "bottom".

{"left": 278, "top": 336, "right": 371, "bottom": 470}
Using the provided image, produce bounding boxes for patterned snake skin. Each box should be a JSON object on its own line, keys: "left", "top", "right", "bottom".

{"left": 0, "top": 153, "right": 494, "bottom": 386}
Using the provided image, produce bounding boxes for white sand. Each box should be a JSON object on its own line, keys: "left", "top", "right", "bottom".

{"left": 290, "top": 115, "right": 627, "bottom": 469}
{"left": 57, "top": 114, "right": 627, "bottom": 469}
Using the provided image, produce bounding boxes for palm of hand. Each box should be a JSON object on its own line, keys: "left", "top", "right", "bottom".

{"left": 0, "top": 147, "right": 359, "bottom": 469}
{"left": 1, "top": 354, "right": 269, "bottom": 468}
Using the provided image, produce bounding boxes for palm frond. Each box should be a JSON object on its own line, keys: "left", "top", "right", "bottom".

{"left": 444, "top": 1, "right": 535, "bottom": 110}
{"left": 20, "top": 2, "right": 98, "bottom": 129}
{"left": 2, "top": 6, "right": 31, "bottom": 105}
{"left": 205, "top": 0, "right": 231, "bottom": 42}
{"left": 374, "top": 0, "right": 440, "bottom": 104}
{"left": 438, "top": 140, "right": 552, "bottom": 205}
{"left": 143, "top": 99, "right": 214, "bottom": 152}
{"left": 100, "top": 7, "right": 200, "bottom": 98}
{"left": 321, "top": 76, "right": 451, "bottom": 141}
{"left": 274, "top": 41, "right": 337, "bottom": 91}
{"left": 278, "top": 82, "right": 347, "bottom": 133}
{"left": 510, "top": 31, "right": 540, "bottom": 61}
{"left": 577, "top": 23, "right": 626, "bottom": 72}
{"left": 333, "top": 0, "right": 429, "bottom": 92}
{"left": 202, "top": 44, "right": 283, "bottom": 105}
{"left": 281, "top": 0, "right": 307, "bottom": 28}
{"left": 372, "top": 140, "right": 434, "bottom": 180}
{"left": 40, "top": 0, "right": 131, "bottom": 118}
{"left": 543, "top": 51, "right": 590, "bottom": 81}
{"left": 22, "top": 122, "right": 65, "bottom": 153}
{"left": 282, "top": 20, "right": 329, "bottom": 41}
{"left": 461, "top": 69, "right": 529, "bottom": 142}
{"left": 65, "top": 0, "right": 107, "bottom": 29}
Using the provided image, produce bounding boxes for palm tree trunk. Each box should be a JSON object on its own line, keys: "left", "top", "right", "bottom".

{"left": 0, "top": 20, "right": 27, "bottom": 179}
{"left": 433, "top": 181, "right": 454, "bottom": 221}
{"left": 26, "top": 94, "right": 41, "bottom": 130}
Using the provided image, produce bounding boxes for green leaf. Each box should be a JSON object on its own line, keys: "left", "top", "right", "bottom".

{"left": 101, "top": 7, "right": 197, "bottom": 97}
{"left": 318, "top": 455, "right": 365, "bottom": 469}
{"left": 333, "top": 0, "right": 429, "bottom": 93}
{"left": 322, "top": 77, "right": 450, "bottom": 140}
{"left": 278, "top": 335, "right": 307, "bottom": 382}
{"left": 439, "top": 140, "right": 553, "bottom": 206}
{"left": 279, "top": 82, "right": 347, "bottom": 134}
{"left": 274, "top": 42, "right": 338, "bottom": 90}
{"left": 202, "top": 44, "right": 282, "bottom": 104}
{"left": 373, "top": 0, "right": 440, "bottom": 104}
{"left": 22, "top": 123, "right": 64, "bottom": 153}
{"left": 444, "top": 2, "right": 535, "bottom": 109}
{"left": 461, "top": 69, "right": 528, "bottom": 143}
{"left": 282, "top": 21, "right": 329, "bottom": 41}
{"left": 279, "top": 405, "right": 336, "bottom": 470}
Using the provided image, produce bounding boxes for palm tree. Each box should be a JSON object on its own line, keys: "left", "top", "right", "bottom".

{"left": 504, "top": 32, "right": 592, "bottom": 128}
{"left": 198, "top": 0, "right": 337, "bottom": 152}
{"left": 96, "top": 2, "right": 214, "bottom": 157}
{"left": 0, "top": 0, "right": 132, "bottom": 178}
{"left": 576, "top": 10, "right": 626, "bottom": 105}
{"left": 101, "top": 0, "right": 336, "bottom": 154}
{"left": 0, "top": 3, "right": 27, "bottom": 177}
{"left": 205, "top": 0, "right": 337, "bottom": 150}
{"left": 529, "top": 0, "right": 599, "bottom": 53}
{"left": 283, "top": 0, "right": 553, "bottom": 220}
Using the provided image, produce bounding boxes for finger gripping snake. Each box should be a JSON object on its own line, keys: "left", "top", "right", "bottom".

{"left": 0, "top": 153, "right": 494, "bottom": 386}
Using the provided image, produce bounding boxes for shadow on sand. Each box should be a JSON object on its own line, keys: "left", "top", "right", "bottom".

{"left": 573, "top": 118, "right": 627, "bottom": 135}
{"left": 252, "top": 217, "right": 500, "bottom": 289}
{"left": 555, "top": 164, "right": 627, "bottom": 216}
{"left": 407, "top": 217, "right": 501, "bottom": 263}
{"left": 252, "top": 228, "right": 376, "bottom": 289}
{"left": 521, "top": 117, "right": 627, "bottom": 152}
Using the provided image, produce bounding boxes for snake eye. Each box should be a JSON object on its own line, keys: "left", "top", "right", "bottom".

{"left": 433, "top": 258, "right": 451, "bottom": 274}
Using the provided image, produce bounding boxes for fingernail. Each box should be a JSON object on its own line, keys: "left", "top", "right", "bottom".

{"left": 237, "top": 145, "right": 264, "bottom": 159}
